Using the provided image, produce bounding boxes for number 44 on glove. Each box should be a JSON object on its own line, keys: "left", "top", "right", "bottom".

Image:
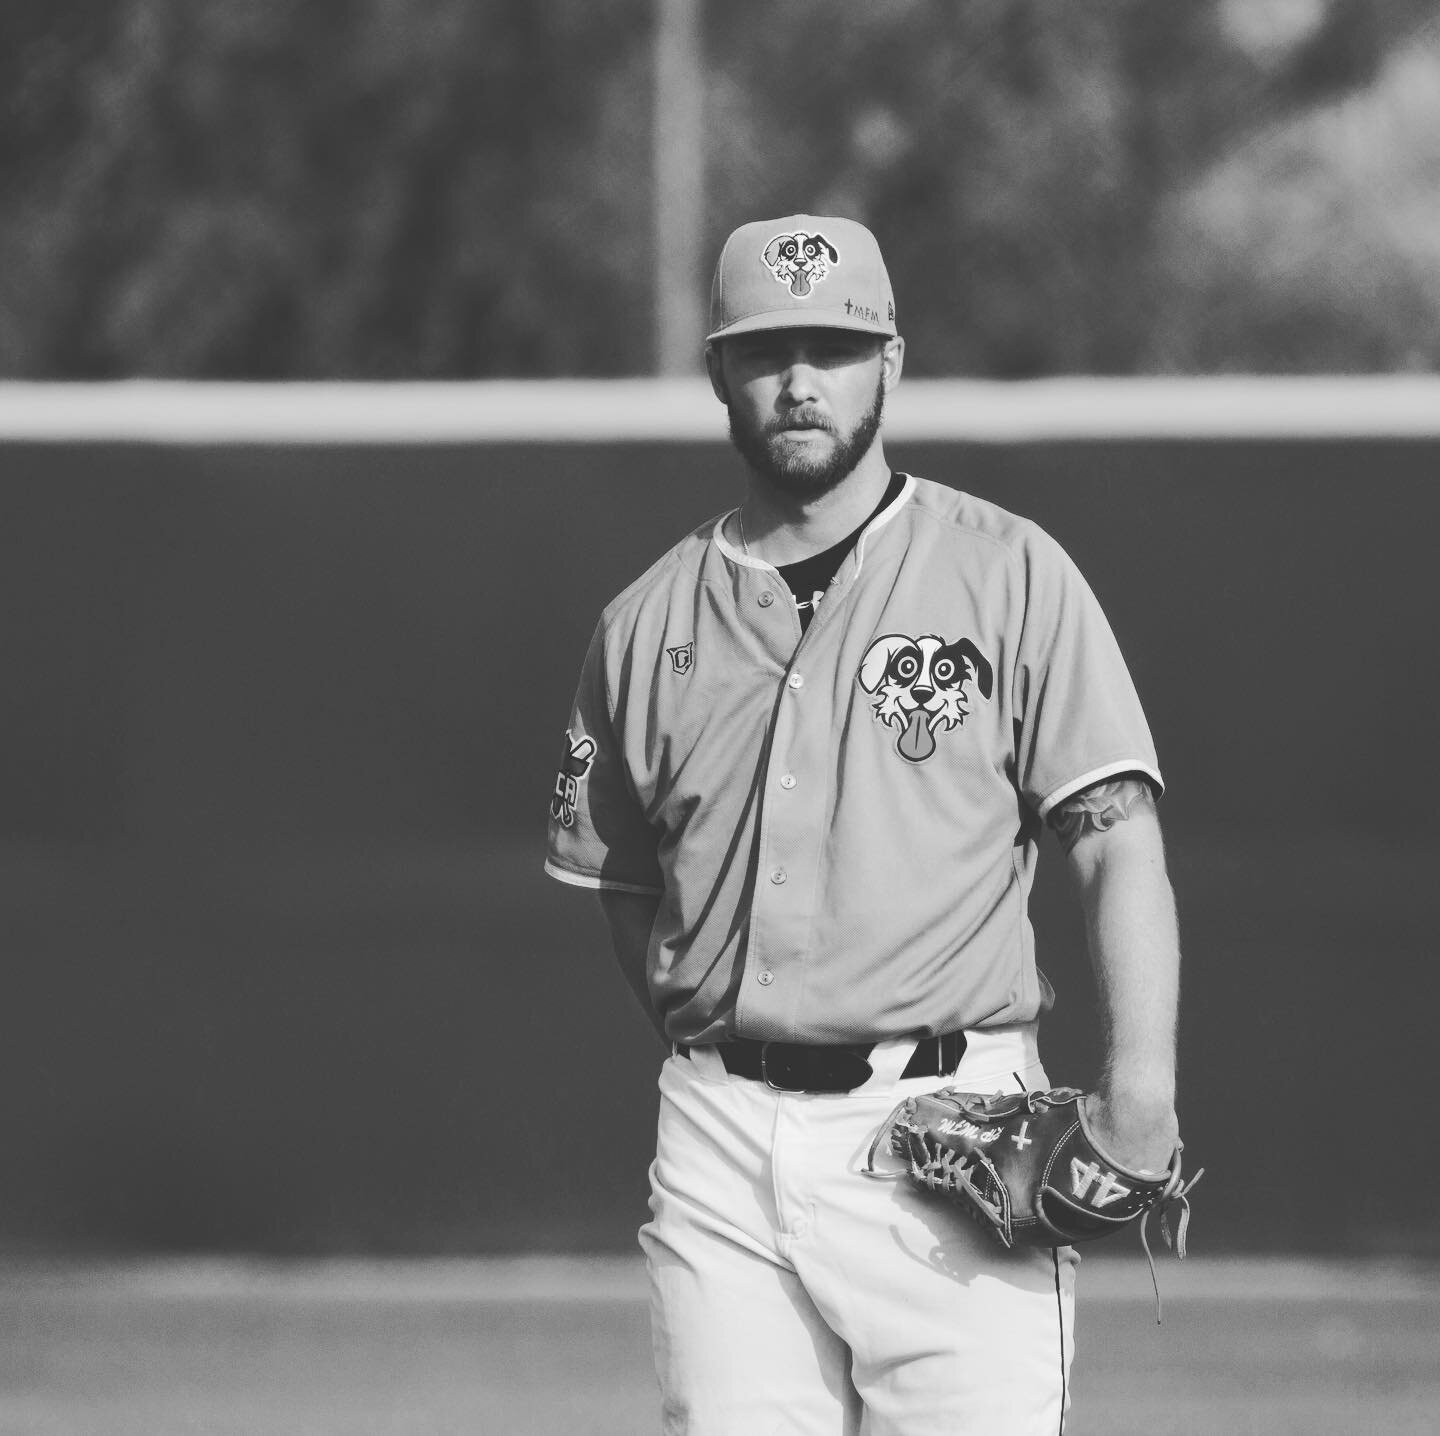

{"left": 865, "top": 1085, "right": 1204, "bottom": 1321}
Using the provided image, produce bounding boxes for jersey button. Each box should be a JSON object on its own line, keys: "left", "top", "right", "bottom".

{"left": 758, "top": 590, "right": 775, "bottom": 607}
{"left": 787, "top": 673, "right": 805, "bottom": 690}
{"left": 779, "top": 773, "right": 797, "bottom": 790}
{"left": 757, "top": 970, "right": 775, "bottom": 986}
{"left": 769, "top": 867, "right": 787, "bottom": 885}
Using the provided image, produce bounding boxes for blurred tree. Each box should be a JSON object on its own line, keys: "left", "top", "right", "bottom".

{"left": 701, "top": 0, "right": 1440, "bottom": 376}
{"left": 0, "top": 0, "right": 655, "bottom": 377}
{"left": 703, "top": 0, "right": 1255, "bottom": 374}
{"left": 1148, "top": 32, "right": 1440, "bottom": 371}
{"left": 0, "top": 0, "right": 1436, "bottom": 376}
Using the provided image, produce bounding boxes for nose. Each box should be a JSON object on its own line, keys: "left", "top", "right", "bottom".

{"left": 778, "top": 359, "right": 822, "bottom": 406}
{"left": 910, "top": 685, "right": 935, "bottom": 705}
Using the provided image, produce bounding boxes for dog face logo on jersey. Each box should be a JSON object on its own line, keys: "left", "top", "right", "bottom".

{"left": 666, "top": 641, "right": 694, "bottom": 676}
{"left": 857, "top": 633, "right": 994, "bottom": 763}
{"left": 551, "top": 729, "right": 596, "bottom": 828}
{"left": 762, "top": 231, "right": 839, "bottom": 297}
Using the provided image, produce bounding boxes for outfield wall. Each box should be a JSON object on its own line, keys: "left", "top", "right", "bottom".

{"left": 1, "top": 381, "right": 1437, "bottom": 1257}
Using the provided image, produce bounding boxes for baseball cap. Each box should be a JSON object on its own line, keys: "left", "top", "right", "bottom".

{"left": 706, "top": 214, "right": 897, "bottom": 343}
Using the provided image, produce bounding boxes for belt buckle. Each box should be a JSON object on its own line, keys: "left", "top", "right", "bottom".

{"left": 760, "top": 1041, "right": 873, "bottom": 1094}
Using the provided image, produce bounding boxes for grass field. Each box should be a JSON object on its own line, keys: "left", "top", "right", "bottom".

{"left": 0, "top": 1256, "right": 1434, "bottom": 1435}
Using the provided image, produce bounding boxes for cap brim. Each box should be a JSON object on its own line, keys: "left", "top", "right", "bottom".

{"left": 706, "top": 307, "right": 896, "bottom": 343}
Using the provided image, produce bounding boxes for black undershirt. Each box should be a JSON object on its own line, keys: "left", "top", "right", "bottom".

{"left": 778, "top": 471, "right": 905, "bottom": 632}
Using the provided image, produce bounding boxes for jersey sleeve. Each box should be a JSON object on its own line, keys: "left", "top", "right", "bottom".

{"left": 1011, "top": 525, "right": 1163, "bottom": 821}
{"left": 544, "top": 620, "right": 664, "bottom": 895}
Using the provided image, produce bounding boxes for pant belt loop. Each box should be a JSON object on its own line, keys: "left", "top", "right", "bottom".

{"left": 864, "top": 1036, "right": 922, "bottom": 1088}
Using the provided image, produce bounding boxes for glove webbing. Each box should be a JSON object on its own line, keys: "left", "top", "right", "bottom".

{"left": 906, "top": 1145, "right": 1013, "bottom": 1242}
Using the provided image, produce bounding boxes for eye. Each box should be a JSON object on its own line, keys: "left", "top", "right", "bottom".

{"left": 734, "top": 335, "right": 784, "bottom": 366}
{"left": 933, "top": 658, "right": 956, "bottom": 684}
{"left": 781, "top": 240, "right": 797, "bottom": 258}
{"left": 895, "top": 654, "right": 920, "bottom": 681}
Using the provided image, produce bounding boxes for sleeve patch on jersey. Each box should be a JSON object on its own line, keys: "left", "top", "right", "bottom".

{"left": 857, "top": 632, "right": 993, "bottom": 764}
{"left": 550, "top": 728, "right": 597, "bottom": 828}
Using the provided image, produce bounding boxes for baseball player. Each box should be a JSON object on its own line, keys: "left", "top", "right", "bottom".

{"left": 545, "top": 214, "right": 1181, "bottom": 1434}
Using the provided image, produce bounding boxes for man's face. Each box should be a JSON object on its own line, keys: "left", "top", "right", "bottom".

{"left": 709, "top": 328, "right": 900, "bottom": 498}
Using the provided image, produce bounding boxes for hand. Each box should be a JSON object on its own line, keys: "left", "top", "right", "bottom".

{"left": 1083, "top": 1086, "right": 1179, "bottom": 1177}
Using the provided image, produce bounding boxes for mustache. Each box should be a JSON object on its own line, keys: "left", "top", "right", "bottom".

{"left": 766, "top": 409, "right": 836, "bottom": 436}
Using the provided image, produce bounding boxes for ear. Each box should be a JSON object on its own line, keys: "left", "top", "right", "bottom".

{"left": 705, "top": 343, "right": 730, "bottom": 404}
{"left": 880, "top": 335, "right": 905, "bottom": 393}
{"left": 762, "top": 237, "right": 784, "bottom": 266}
{"left": 858, "top": 634, "right": 912, "bottom": 692}
{"left": 816, "top": 235, "right": 839, "bottom": 262}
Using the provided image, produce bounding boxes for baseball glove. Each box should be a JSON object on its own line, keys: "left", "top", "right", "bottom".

{"left": 865, "top": 1085, "right": 1203, "bottom": 1319}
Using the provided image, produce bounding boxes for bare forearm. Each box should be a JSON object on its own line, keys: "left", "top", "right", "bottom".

{"left": 1080, "top": 832, "right": 1179, "bottom": 1103}
{"left": 597, "top": 889, "right": 668, "bottom": 1044}
{"left": 1056, "top": 779, "right": 1181, "bottom": 1169}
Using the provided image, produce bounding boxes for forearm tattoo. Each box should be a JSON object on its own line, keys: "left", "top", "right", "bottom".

{"left": 1049, "top": 775, "right": 1154, "bottom": 852}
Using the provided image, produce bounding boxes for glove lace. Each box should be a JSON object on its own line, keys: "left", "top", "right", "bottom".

{"left": 1139, "top": 1165, "right": 1205, "bottom": 1323}
{"left": 862, "top": 1096, "right": 917, "bottom": 1180}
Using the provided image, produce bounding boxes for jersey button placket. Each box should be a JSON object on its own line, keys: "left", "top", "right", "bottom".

{"left": 739, "top": 652, "right": 818, "bottom": 1031}
{"left": 755, "top": 665, "right": 819, "bottom": 1030}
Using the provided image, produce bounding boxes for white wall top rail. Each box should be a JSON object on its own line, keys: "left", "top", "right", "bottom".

{"left": 0, "top": 376, "right": 1437, "bottom": 444}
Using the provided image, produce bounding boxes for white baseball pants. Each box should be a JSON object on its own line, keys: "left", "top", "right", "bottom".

{"left": 639, "top": 1027, "right": 1077, "bottom": 1436}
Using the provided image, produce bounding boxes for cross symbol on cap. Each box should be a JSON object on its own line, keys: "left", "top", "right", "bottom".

{"left": 1010, "top": 1120, "right": 1033, "bottom": 1150}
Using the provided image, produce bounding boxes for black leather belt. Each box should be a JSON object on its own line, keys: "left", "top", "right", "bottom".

{"left": 674, "top": 1031, "right": 967, "bottom": 1094}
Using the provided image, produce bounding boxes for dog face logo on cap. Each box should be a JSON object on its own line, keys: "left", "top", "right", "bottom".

{"left": 762, "top": 231, "right": 839, "bottom": 297}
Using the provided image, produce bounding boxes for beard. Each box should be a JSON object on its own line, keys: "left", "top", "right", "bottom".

{"left": 726, "top": 373, "right": 886, "bottom": 499}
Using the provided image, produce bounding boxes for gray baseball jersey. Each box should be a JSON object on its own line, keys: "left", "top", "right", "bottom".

{"left": 546, "top": 474, "right": 1162, "bottom": 1045}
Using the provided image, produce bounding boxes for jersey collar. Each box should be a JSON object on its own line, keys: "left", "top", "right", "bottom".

{"left": 852, "top": 471, "right": 914, "bottom": 572}
{"left": 712, "top": 472, "right": 916, "bottom": 573}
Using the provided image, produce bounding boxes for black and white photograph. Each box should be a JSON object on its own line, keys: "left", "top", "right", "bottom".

{"left": 1, "top": 2, "right": 1438, "bottom": 1432}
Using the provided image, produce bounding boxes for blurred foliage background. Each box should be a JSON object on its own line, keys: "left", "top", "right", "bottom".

{"left": 2, "top": 0, "right": 1438, "bottom": 379}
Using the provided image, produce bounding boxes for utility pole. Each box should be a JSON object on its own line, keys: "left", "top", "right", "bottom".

{"left": 653, "top": 0, "right": 705, "bottom": 375}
